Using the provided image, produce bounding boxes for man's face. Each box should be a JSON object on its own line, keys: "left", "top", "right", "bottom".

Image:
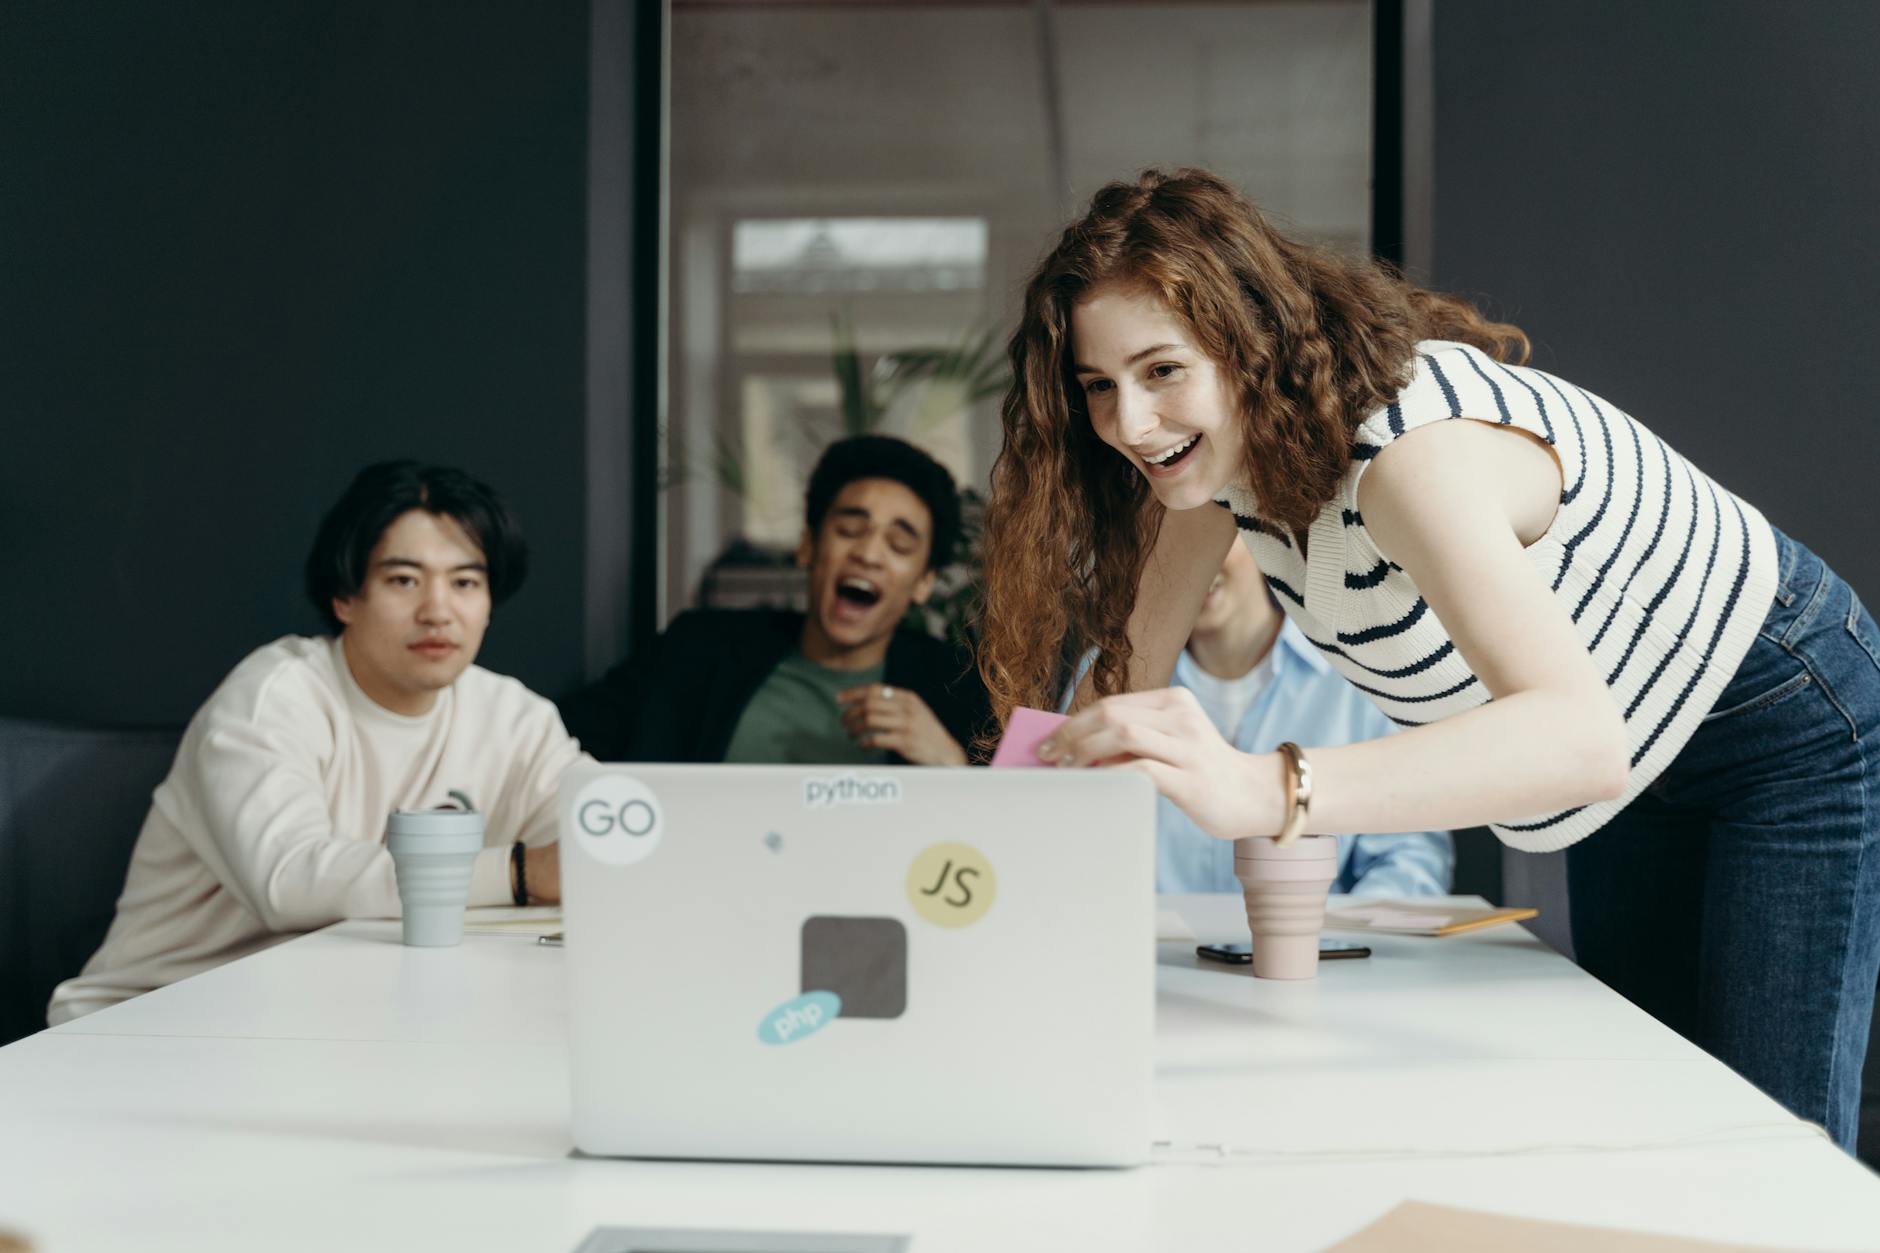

{"left": 798, "top": 477, "right": 938, "bottom": 654}
{"left": 332, "top": 509, "right": 491, "bottom": 715}
{"left": 1192, "top": 537, "right": 1267, "bottom": 638}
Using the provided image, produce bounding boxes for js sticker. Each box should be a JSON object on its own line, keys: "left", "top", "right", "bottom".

{"left": 906, "top": 842, "right": 996, "bottom": 928}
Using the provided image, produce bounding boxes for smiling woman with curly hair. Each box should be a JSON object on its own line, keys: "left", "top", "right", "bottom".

{"left": 978, "top": 167, "right": 1880, "bottom": 1153}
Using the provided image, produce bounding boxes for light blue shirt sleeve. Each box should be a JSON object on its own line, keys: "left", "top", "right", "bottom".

{"left": 1333, "top": 830, "right": 1453, "bottom": 897}
{"left": 1154, "top": 624, "right": 1454, "bottom": 897}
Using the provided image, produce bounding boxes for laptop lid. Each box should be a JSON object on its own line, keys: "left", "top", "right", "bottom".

{"left": 562, "top": 764, "right": 1155, "bottom": 1167}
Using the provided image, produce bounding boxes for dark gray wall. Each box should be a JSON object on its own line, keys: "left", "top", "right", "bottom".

{"left": 0, "top": 3, "right": 592, "bottom": 726}
{"left": 1429, "top": 0, "right": 1880, "bottom": 1166}
{"left": 1429, "top": 1, "right": 1880, "bottom": 603}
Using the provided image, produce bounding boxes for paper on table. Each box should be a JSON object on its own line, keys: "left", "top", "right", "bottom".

{"left": 461, "top": 905, "right": 563, "bottom": 935}
{"left": 1155, "top": 908, "right": 1197, "bottom": 942}
{"left": 465, "top": 905, "right": 563, "bottom": 923}
{"left": 1334, "top": 907, "right": 1454, "bottom": 932}
{"left": 1324, "top": 1200, "right": 1796, "bottom": 1252}
{"left": 990, "top": 707, "right": 1068, "bottom": 768}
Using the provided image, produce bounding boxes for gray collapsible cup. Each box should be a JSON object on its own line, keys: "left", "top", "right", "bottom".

{"left": 385, "top": 808, "right": 485, "bottom": 947}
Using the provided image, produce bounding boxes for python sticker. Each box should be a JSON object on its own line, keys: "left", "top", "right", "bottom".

{"left": 568, "top": 774, "right": 663, "bottom": 867}
{"left": 758, "top": 990, "right": 843, "bottom": 1045}
{"left": 802, "top": 773, "right": 902, "bottom": 809}
{"left": 906, "top": 841, "right": 997, "bottom": 928}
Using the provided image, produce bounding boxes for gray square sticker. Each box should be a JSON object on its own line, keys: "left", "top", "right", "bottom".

{"left": 800, "top": 916, "right": 907, "bottom": 1019}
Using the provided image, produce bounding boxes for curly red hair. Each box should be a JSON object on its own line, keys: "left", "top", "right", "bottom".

{"left": 977, "top": 169, "right": 1527, "bottom": 739}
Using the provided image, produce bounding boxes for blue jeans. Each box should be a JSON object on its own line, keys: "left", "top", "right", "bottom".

{"left": 1567, "top": 528, "right": 1880, "bottom": 1151}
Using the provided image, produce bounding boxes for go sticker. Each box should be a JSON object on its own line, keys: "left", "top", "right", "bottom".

{"left": 569, "top": 774, "right": 663, "bottom": 867}
{"left": 906, "top": 842, "right": 996, "bottom": 928}
{"left": 758, "top": 990, "right": 842, "bottom": 1045}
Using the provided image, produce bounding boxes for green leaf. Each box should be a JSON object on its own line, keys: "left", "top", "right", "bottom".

{"left": 830, "top": 308, "right": 877, "bottom": 434}
{"left": 710, "top": 427, "right": 746, "bottom": 495}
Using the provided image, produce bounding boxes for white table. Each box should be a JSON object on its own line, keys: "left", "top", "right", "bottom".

{"left": 3, "top": 895, "right": 1877, "bottom": 1251}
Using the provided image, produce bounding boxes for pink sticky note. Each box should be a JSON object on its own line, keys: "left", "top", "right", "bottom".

{"left": 991, "top": 707, "right": 1068, "bottom": 768}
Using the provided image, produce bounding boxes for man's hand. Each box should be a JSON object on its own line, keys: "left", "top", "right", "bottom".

{"left": 519, "top": 840, "right": 561, "bottom": 905}
{"left": 837, "top": 683, "right": 968, "bottom": 766}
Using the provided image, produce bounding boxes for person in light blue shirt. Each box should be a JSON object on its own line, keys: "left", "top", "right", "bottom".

{"left": 1071, "top": 539, "right": 1453, "bottom": 896}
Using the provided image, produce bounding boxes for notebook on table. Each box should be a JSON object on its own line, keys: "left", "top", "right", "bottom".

{"left": 1325, "top": 900, "right": 1539, "bottom": 937}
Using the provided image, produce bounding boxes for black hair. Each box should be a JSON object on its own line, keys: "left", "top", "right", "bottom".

{"left": 803, "top": 435, "right": 962, "bottom": 571}
{"left": 304, "top": 461, "right": 528, "bottom": 633}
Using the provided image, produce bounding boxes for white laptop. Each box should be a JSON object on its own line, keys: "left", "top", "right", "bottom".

{"left": 561, "top": 763, "right": 1155, "bottom": 1167}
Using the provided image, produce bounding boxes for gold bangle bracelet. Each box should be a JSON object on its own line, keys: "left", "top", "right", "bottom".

{"left": 1274, "top": 741, "right": 1313, "bottom": 846}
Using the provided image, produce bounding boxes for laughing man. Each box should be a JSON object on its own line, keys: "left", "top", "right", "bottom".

{"left": 562, "top": 435, "right": 989, "bottom": 766}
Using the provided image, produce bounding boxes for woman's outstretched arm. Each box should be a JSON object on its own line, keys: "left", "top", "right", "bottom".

{"left": 1045, "top": 419, "right": 1630, "bottom": 839}
{"left": 1066, "top": 501, "right": 1236, "bottom": 711}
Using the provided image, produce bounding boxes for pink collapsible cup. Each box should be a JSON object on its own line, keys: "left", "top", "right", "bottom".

{"left": 1233, "top": 834, "right": 1339, "bottom": 979}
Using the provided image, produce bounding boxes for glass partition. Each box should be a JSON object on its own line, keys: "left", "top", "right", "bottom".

{"left": 665, "top": 0, "right": 1373, "bottom": 619}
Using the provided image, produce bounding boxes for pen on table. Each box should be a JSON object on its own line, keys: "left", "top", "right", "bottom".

{"left": 537, "top": 932, "right": 563, "bottom": 947}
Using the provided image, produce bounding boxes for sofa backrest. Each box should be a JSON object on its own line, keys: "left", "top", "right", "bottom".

{"left": 0, "top": 717, "right": 181, "bottom": 1045}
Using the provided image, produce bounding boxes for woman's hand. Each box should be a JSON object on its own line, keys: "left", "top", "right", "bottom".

{"left": 1037, "top": 688, "right": 1288, "bottom": 840}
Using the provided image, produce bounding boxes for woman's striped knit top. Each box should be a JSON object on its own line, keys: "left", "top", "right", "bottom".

{"left": 1214, "top": 340, "right": 1776, "bottom": 852}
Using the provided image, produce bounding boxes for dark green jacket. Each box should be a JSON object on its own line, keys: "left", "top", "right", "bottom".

{"left": 558, "top": 608, "right": 991, "bottom": 765}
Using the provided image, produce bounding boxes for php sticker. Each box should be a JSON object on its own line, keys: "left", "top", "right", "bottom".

{"left": 568, "top": 774, "right": 663, "bottom": 867}
{"left": 758, "top": 990, "right": 842, "bottom": 1045}
{"left": 906, "top": 842, "right": 996, "bottom": 928}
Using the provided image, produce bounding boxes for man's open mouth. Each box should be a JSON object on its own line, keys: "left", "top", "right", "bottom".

{"left": 835, "top": 577, "right": 882, "bottom": 608}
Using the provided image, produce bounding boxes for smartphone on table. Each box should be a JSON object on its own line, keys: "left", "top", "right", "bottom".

{"left": 1196, "top": 941, "right": 1371, "bottom": 963}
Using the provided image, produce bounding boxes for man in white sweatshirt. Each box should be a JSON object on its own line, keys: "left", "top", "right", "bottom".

{"left": 48, "top": 461, "right": 588, "bottom": 1024}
